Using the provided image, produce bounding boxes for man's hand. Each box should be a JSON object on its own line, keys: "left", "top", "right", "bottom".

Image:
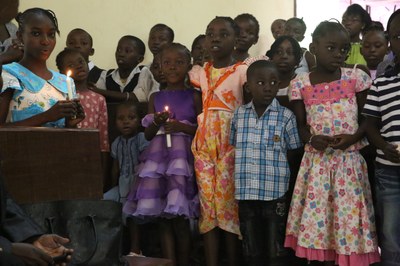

{"left": 33, "top": 234, "right": 73, "bottom": 265}
{"left": 12, "top": 242, "right": 52, "bottom": 266}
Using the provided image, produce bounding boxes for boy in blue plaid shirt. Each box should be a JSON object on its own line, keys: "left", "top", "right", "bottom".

{"left": 230, "top": 60, "right": 302, "bottom": 266}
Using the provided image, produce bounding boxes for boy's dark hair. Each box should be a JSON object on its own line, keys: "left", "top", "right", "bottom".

{"left": 312, "top": 20, "right": 348, "bottom": 42}
{"left": 191, "top": 34, "right": 206, "bottom": 51}
{"left": 234, "top": 13, "right": 260, "bottom": 36}
{"left": 115, "top": 101, "right": 147, "bottom": 128}
{"left": 116, "top": 101, "right": 139, "bottom": 116}
{"left": 286, "top": 17, "right": 307, "bottom": 34}
{"left": 387, "top": 9, "right": 400, "bottom": 34}
{"left": 247, "top": 60, "right": 278, "bottom": 77}
{"left": 150, "top": 23, "right": 175, "bottom": 43}
{"left": 266, "top": 35, "right": 302, "bottom": 64}
{"left": 16, "top": 8, "right": 60, "bottom": 35}
{"left": 211, "top": 16, "right": 240, "bottom": 37}
{"left": 273, "top": 19, "right": 286, "bottom": 24}
{"left": 55, "top": 48, "right": 82, "bottom": 72}
{"left": 121, "top": 35, "right": 146, "bottom": 56}
{"left": 68, "top": 28, "right": 93, "bottom": 46}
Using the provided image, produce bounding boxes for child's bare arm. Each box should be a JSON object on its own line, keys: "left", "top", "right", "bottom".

{"left": 292, "top": 100, "right": 312, "bottom": 143}
{"left": 88, "top": 83, "right": 139, "bottom": 102}
{"left": 365, "top": 116, "right": 400, "bottom": 163}
{"left": 0, "top": 89, "right": 78, "bottom": 127}
{"left": 144, "top": 93, "right": 168, "bottom": 140}
{"left": 293, "top": 100, "right": 333, "bottom": 150}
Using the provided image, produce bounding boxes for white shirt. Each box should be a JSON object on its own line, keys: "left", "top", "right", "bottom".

{"left": 96, "top": 65, "right": 158, "bottom": 102}
{"left": 0, "top": 22, "right": 18, "bottom": 53}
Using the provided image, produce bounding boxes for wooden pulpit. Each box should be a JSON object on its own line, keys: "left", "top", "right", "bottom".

{"left": 0, "top": 127, "right": 103, "bottom": 204}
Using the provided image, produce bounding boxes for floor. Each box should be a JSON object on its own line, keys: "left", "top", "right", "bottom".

{"left": 124, "top": 256, "right": 172, "bottom": 266}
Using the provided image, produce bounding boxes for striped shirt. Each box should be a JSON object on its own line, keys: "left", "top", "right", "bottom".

{"left": 230, "top": 99, "right": 302, "bottom": 201}
{"left": 363, "top": 73, "right": 400, "bottom": 166}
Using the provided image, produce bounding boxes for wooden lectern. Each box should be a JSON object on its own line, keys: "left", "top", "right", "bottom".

{"left": 0, "top": 127, "right": 103, "bottom": 204}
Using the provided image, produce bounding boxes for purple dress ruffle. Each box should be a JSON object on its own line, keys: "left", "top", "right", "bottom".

{"left": 123, "top": 89, "right": 199, "bottom": 221}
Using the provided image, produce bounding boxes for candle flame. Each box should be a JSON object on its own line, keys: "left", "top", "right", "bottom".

{"left": 165, "top": 106, "right": 169, "bottom": 112}
{"left": 66, "top": 70, "right": 72, "bottom": 77}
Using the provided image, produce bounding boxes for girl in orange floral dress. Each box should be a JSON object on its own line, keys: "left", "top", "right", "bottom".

{"left": 189, "top": 16, "right": 247, "bottom": 266}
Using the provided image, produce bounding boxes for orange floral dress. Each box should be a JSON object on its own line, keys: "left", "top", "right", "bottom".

{"left": 190, "top": 62, "right": 247, "bottom": 236}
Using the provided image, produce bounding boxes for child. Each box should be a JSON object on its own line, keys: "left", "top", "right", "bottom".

{"left": 106, "top": 101, "right": 149, "bottom": 256}
{"left": 66, "top": 28, "right": 105, "bottom": 85}
{"left": 191, "top": 34, "right": 211, "bottom": 66}
{"left": 266, "top": 36, "right": 304, "bottom": 219}
{"left": 55, "top": 48, "right": 110, "bottom": 187}
{"left": 148, "top": 23, "right": 174, "bottom": 57}
{"left": 362, "top": 9, "right": 400, "bottom": 266}
{"left": 0, "top": 8, "right": 83, "bottom": 128}
{"left": 230, "top": 60, "right": 302, "bottom": 265}
{"left": 361, "top": 24, "right": 389, "bottom": 80}
{"left": 284, "top": 20, "right": 380, "bottom": 266}
{"left": 0, "top": 21, "right": 23, "bottom": 64}
{"left": 342, "top": 3, "right": 372, "bottom": 66}
{"left": 284, "top": 17, "right": 316, "bottom": 74}
{"left": 149, "top": 52, "right": 166, "bottom": 90}
{"left": 266, "top": 35, "right": 302, "bottom": 110}
{"left": 271, "top": 19, "right": 286, "bottom": 40}
{"left": 95, "top": 35, "right": 158, "bottom": 103}
{"left": 123, "top": 43, "right": 202, "bottom": 266}
{"left": 190, "top": 16, "right": 247, "bottom": 266}
{"left": 233, "top": 13, "right": 259, "bottom": 62}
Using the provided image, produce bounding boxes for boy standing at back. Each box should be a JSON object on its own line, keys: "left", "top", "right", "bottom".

{"left": 233, "top": 13, "right": 259, "bottom": 62}
{"left": 230, "top": 60, "right": 302, "bottom": 266}
{"left": 362, "top": 9, "right": 400, "bottom": 266}
{"left": 147, "top": 23, "right": 174, "bottom": 58}
{"left": 94, "top": 35, "right": 158, "bottom": 103}
{"left": 66, "top": 28, "right": 104, "bottom": 85}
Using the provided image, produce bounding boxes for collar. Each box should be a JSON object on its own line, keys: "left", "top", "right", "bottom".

{"left": 108, "top": 65, "right": 143, "bottom": 86}
{"left": 88, "top": 61, "right": 95, "bottom": 71}
{"left": 3, "top": 62, "right": 68, "bottom": 93}
{"left": 245, "top": 98, "right": 280, "bottom": 114}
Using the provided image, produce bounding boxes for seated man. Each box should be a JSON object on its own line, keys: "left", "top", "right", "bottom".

{"left": 0, "top": 174, "right": 73, "bottom": 265}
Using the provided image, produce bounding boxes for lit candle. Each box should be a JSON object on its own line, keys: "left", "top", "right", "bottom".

{"left": 164, "top": 106, "right": 172, "bottom": 148}
{"left": 66, "top": 70, "right": 74, "bottom": 100}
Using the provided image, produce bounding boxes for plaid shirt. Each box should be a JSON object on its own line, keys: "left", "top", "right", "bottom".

{"left": 230, "top": 99, "right": 302, "bottom": 201}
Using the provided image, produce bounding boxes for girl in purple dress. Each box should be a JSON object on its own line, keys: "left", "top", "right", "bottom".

{"left": 123, "top": 43, "right": 202, "bottom": 266}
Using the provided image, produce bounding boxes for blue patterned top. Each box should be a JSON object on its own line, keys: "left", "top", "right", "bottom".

{"left": 1, "top": 62, "right": 76, "bottom": 127}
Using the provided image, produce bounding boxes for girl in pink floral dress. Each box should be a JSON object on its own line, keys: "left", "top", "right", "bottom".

{"left": 285, "top": 21, "right": 380, "bottom": 266}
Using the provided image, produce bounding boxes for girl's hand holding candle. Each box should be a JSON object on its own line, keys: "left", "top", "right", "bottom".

{"left": 66, "top": 70, "right": 74, "bottom": 100}
{"left": 66, "top": 70, "right": 77, "bottom": 120}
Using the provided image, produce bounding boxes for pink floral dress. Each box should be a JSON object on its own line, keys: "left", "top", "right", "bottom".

{"left": 285, "top": 67, "right": 380, "bottom": 266}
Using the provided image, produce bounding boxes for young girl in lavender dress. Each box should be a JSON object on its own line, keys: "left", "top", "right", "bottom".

{"left": 123, "top": 43, "right": 202, "bottom": 266}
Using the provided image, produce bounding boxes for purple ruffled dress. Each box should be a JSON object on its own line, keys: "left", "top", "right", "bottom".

{"left": 123, "top": 89, "right": 199, "bottom": 220}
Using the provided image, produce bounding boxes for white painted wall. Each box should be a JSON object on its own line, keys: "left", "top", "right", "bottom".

{"left": 18, "top": 0, "right": 294, "bottom": 70}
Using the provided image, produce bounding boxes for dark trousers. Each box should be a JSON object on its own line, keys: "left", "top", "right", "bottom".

{"left": 238, "top": 195, "right": 293, "bottom": 266}
{"left": 0, "top": 253, "right": 24, "bottom": 266}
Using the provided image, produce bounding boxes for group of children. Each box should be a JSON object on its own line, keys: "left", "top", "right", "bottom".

{"left": 1, "top": 3, "right": 400, "bottom": 266}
